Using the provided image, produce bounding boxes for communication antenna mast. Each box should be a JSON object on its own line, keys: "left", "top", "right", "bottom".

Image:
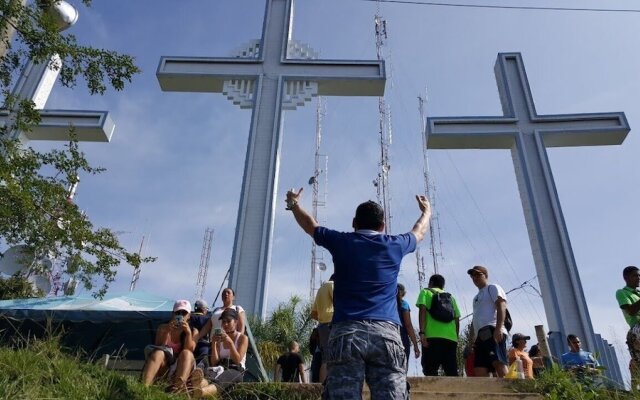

{"left": 195, "top": 228, "right": 214, "bottom": 301}
{"left": 129, "top": 234, "right": 147, "bottom": 292}
{"left": 372, "top": 12, "right": 393, "bottom": 232}
{"left": 417, "top": 93, "right": 445, "bottom": 279}
{"left": 309, "top": 97, "right": 328, "bottom": 299}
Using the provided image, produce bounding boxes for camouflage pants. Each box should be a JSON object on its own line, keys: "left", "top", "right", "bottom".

{"left": 323, "top": 320, "right": 407, "bottom": 400}
{"left": 627, "top": 324, "right": 640, "bottom": 369}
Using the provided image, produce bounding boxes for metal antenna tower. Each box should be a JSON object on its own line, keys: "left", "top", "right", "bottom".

{"left": 195, "top": 228, "right": 214, "bottom": 300}
{"left": 373, "top": 13, "right": 393, "bottom": 233}
{"left": 417, "top": 94, "right": 444, "bottom": 278}
{"left": 129, "top": 234, "right": 147, "bottom": 292}
{"left": 309, "top": 97, "right": 328, "bottom": 299}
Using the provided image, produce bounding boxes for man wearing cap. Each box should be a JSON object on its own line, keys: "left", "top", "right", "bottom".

{"left": 468, "top": 265, "right": 509, "bottom": 377}
{"left": 141, "top": 299, "right": 197, "bottom": 392}
{"left": 616, "top": 265, "right": 640, "bottom": 384}
{"left": 191, "top": 299, "right": 211, "bottom": 366}
{"left": 285, "top": 188, "right": 431, "bottom": 400}
{"left": 508, "top": 333, "right": 534, "bottom": 379}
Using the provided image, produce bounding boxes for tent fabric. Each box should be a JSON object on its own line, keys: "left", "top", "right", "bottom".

{"left": 0, "top": 292, "right": 174, "bottom": 322}
{"left": 0, "top": 292, "right": 269, "bottom": 381}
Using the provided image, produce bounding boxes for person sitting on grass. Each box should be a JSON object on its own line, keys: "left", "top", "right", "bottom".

{"left": 197, "top": 288, "right": 246, "bottom": 341}
{"left": 190, "top": 299, "right": 212, "bottom": 367}
{"left": 190, "top": 308, "right": 249, "bottom": 398}
{"left": 210, "top": 308, "right": 248, "bottom": 373}
{"left": 141, "top": 299, "right": 197, "bottom": 393}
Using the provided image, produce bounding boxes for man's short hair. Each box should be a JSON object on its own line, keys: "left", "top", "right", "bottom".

{"left": 566, "top": 334, "right": 579, "bottom": 343}
{"left": 428, "top": 274, "right": 445, "bottom": 289}
{"left": 289, "top": 341, "right": 299, "bottom": 351}
{"left": 354, "top": 201, "right": 384, "bottom": 230}
{"left": 623, "top": 266, "right": 639, "bottom": 278}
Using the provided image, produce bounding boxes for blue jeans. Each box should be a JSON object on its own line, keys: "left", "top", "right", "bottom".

{"left": 323, "top": 320, "right": 406, "bottom": 400}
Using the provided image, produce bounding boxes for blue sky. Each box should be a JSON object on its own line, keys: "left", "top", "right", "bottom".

{"left": 17, "top": 0, "right": 640, "bottom": 377}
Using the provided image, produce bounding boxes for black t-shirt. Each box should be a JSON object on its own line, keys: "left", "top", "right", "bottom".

{"left": 277, "top": 352, "right": 304, "bottom": 382}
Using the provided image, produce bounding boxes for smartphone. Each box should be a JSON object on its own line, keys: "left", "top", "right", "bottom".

{"left": 213, "top": 327, "right": 222, "bottom": 336}
{"left": 175, "top": 315, "right": 184, "bottom": 325}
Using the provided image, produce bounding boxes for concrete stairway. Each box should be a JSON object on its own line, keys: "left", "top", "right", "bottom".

{"left": 363, "top": 376, "right": 542, "bottom": 400}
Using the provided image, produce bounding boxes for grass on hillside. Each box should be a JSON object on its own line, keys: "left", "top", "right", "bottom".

{"left": 0, "top": 336, "right": 322, "bottom": 400}
{"left": 511, "top": 365, "right": 640, "bottom": 400}
{"left": 5, "top": 335, "right": 638, "bottom": 400}
{"left": 0, "top": 337, "right": 174, "bottom": 400}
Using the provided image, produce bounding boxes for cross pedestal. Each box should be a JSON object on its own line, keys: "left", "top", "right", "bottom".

{"left": 157, "top": 0, "right": 385, "bottom": 317}
{"left": 427, "top": 52, "right": 630, "bottom": 352}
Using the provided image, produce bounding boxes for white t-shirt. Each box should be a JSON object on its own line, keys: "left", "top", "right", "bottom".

{"left": 210, "top": 305, "right": 245, "bottom": 332}
{"left": 472, "top": 284, "right": 507, "bottom": 336}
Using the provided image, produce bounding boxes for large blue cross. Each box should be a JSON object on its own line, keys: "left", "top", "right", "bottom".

{"left": 427, "top": 52, "right": 629, "bottom": 352}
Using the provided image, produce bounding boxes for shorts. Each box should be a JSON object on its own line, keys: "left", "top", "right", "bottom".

{"left": 144, "top": 344, "right": 174, "bottom": 365}
{"left": 627, "top": 323, "right": 640, "bottom": 367}
{"left": 317, "top": 323, "right": 331, "bottom": 360}
{"left": 474, "top": 326, "right": 508, "bottom": 370}
{"left": 323, "top": 320, "right": 406, "bottom": 400}
{"left": 144, "top": 345, "right": 195, "bottom": 378}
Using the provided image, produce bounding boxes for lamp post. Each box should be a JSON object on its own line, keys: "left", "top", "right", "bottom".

{"left": 0, "top": 0, "right": 78, "bottom": 59}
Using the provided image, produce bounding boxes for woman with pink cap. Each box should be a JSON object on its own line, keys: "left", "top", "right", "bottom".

{"left": 141, "top": 299, "right": 198, "bottom": 393}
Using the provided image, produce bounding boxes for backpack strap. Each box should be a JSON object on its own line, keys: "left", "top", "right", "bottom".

{"left": 427, "top": 288, "right": 447, "bottom": 310}
{"left": 426, "top": 288, "right": 436, "bottom": 309}
{"left": 488, "top": 284, "right": 502, "bottom": 303}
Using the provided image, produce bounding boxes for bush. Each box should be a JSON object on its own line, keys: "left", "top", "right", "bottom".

{"left": 512, "top": 365, "right": 636, "bottom": 400}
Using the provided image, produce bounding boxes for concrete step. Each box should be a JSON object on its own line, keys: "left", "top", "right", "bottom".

{"left": 396, "top": 392, "right": 541, "bottom": 400}
{"left": 362, "top": 377, "right": 542, "bottom": 400}
{"left": 406, "top": 376, "right": 521, "bottom": 393}
{"left": 234, "top": 378, "right": 542, "bottom": 400}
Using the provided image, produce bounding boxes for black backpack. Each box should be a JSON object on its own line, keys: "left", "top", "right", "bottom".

{"left": 427, "top": 289, "right": 456, "bottom": 323}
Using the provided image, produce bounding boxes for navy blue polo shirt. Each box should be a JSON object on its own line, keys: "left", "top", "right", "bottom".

{"left": 314, "top": 227, "right": 416, "bottom": 324}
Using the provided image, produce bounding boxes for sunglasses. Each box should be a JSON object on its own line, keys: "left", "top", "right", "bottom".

{"left": 174, "top": 310, "right": 189, "bottom": 316}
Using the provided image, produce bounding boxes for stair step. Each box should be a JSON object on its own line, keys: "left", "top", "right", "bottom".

{"left": 405, "top": 376, "right": 523, "bottom": 393}
{"left": 362, "top": 377, "right": 542, "bottom": 399}
{"left": 388, "top": 392, "right": 540, "bottom": 400}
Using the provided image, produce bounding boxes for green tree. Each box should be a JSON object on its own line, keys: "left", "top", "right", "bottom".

{"left": 248, "top": 296, "right": 316, "bottom": 376}
{"left": 0, "top": 0, "right": 149, "bottom": 298}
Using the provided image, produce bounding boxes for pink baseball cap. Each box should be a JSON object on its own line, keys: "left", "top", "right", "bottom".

{"left": 173, "top": 299, "right": 191, "bottom": 313}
